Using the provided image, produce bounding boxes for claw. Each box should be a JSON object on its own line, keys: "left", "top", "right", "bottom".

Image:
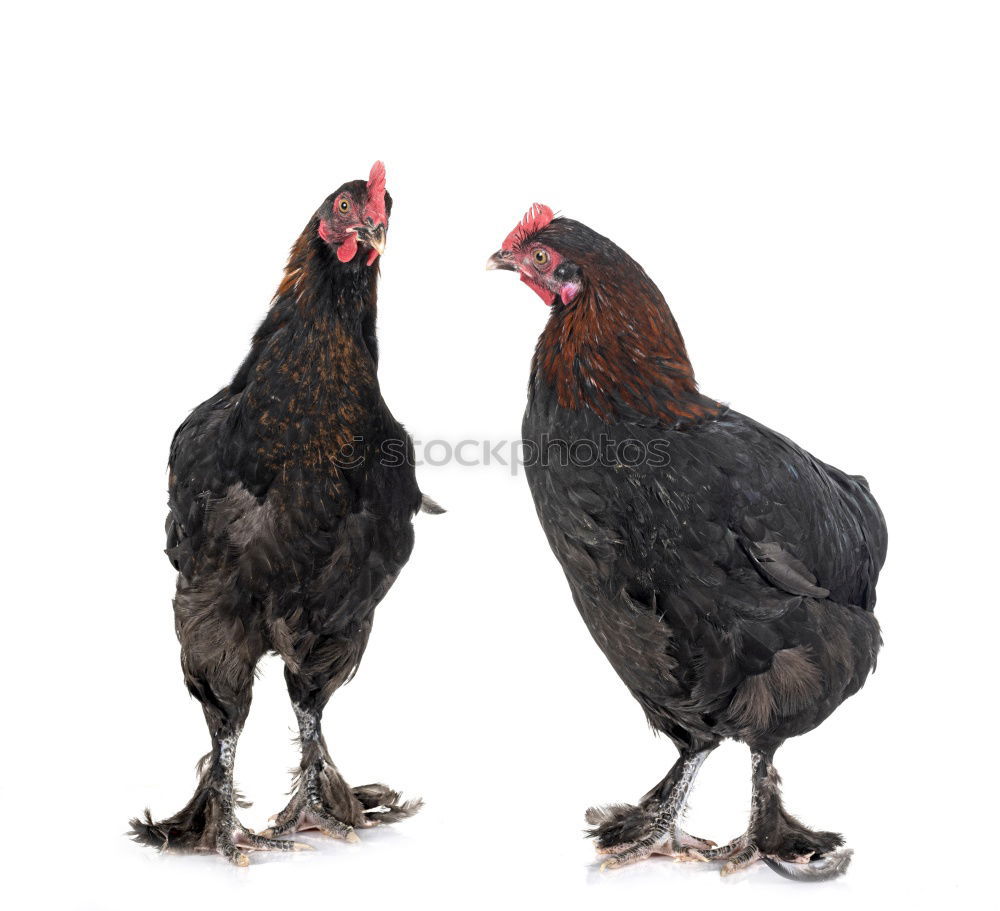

{"left": 315, "top": 825, "right": 352, "bottom": 840}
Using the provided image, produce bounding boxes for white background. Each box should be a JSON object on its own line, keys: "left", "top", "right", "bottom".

{"left": 2, "top": 2, "right": 998, "bottom": 908}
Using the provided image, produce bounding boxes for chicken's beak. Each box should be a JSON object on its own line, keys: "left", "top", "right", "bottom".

{"left": 363, "top": 223, "right": 387, "bottom": 257}
{"left": 486, "top": 250, "right": 516, "bottom": 272}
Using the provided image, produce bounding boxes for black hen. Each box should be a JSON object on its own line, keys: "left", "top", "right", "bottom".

{"left": 131, "top": 162, "right": 435, "bottom": 865}
{"left": 489, "top": 206, "right": 886, "bottom": 881}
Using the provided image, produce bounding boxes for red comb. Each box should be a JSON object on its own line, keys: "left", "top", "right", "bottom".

{"left": 364, "top": 160, "right": 388, "bottom": 226}
{"left": 502, "top": 203, "right": 554, "bottom": 251}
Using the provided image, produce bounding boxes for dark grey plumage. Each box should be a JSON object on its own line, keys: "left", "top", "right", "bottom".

{"left": 493, "top": 212, "right": 887, "bottom": 880}
{"left": 131, "top": 172, "right": 427, "bottom": 864}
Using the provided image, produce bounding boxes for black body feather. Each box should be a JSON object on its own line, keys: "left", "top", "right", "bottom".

{"left": 132, "top": 179, "right": 425, "bottom": 858}
{"left": 165, "top": 185, "right": 421, "bottom": 706}
{"left": 524, "top": 400, "right": 885, "bottom": 751}
{"left": 514, "top": 216, "right": 887, "bottom": 876}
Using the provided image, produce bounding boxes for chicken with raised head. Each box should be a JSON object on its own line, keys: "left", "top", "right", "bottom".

{"left": 131, "top": 162, "right": 438, "bottom": 865}
{"left": 489, "top": 205, "right": 886, "bottom": 881}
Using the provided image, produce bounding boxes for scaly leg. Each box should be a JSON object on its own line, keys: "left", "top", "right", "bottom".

{"left": 212, "top": 728, "right": 313, "bottom": 864}
{"left": 131, "top": 727, "right": 308, "bottom": 865}
{"left": 690, "top": 751, "right": 852, "bottom": 880}
{"left": 590, "top": 749, "right": 715, "bottom": 869}
{"left": 130, "top": 594, "right": 310, "bottom": 865}
{"left": 262, "top": 701, "right": 420, "bottom": 842}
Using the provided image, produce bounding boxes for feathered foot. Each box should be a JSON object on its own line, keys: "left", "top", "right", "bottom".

{"left": 689, "top": 832, "right": 852, "bottom": 880}
{"left": 588, "top": 750, "right": 712, "bottom": 870}
{"left": 262, "top": 706, "right": 420, "bottom": 842}
{"left": 262, "top": 779, "right": 421, "bottom": 842}
{"left": 129, "top": 738, "right": 311, "bottom": 866}
{"left": 687, "top": 752, "right": 852, "bottom": 881}
{"left": 588, "top": 803, "right": 715, "bottom": 862}
{"left": 130, "top": 805, "right": 312, "bottom": 866}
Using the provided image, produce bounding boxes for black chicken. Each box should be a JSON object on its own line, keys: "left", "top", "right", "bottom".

{"left": 131, "top": 162, "right": 437, "bottom": 865}
{"left": 489, "top": 205, "right": 886, "bottom": 880}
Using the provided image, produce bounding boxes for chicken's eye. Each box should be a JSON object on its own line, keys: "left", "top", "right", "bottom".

{"left": 533, "top": 249, "right": 550, "bottom": 267}
{"left": 338, "top": 198, "right": 351, "bottom": 214}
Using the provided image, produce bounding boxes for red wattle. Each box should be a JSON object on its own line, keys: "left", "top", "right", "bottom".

{"left": 366, "top": 248, "right": 379, "bottom": 266}
{"left": 337, "top": 233, "right": 358, "bottom": 263}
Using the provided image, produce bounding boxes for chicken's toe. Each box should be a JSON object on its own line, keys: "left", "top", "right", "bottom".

{"left": 721, "top": 845, "right": 763, "bottom": 876}
{"left": 599, "top": 842, "right": 655, "bottom": 871}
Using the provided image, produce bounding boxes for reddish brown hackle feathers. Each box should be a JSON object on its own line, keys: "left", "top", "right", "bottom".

{"left": 364, "top": 160, "right": 388, "bottom": 226}
{"left": 502, "top": 203, "right": 554, "bottom": 251}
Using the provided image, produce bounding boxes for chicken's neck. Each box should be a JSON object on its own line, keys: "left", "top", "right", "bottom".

{"left": 531, "top": 277, "right": 720, "bottom": 427}
{"left": 277, "top": 231, "right": 380, "bottom": 364}
{"left": 232, "top": 232, "right": 385, "bottom": 465}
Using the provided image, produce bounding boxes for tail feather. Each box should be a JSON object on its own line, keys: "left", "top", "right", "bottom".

{"left": 420, "top": 495, "right": 446, "bottom": 515}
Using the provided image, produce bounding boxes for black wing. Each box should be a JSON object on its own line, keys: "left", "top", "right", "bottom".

{"left": 165, "top": 300, "right": 296, "bottom": 577}
{"left": 721, "top": 413, "right": 888, "bottom": 612}
{"left": 165, "top": 387, "right": 243, "bottom": 578}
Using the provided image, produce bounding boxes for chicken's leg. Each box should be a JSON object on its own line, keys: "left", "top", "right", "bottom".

{"left": 690, "top": 750, "right": 852, "bottom": 880}
{"left": 263, "top": 665, "right": 420, "bottom": 842}
{"left": 129, "top": 604, "right": 309, "bottom": 864}
{"left": 589, "top": 749, "right": 716, "bottom": 869}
